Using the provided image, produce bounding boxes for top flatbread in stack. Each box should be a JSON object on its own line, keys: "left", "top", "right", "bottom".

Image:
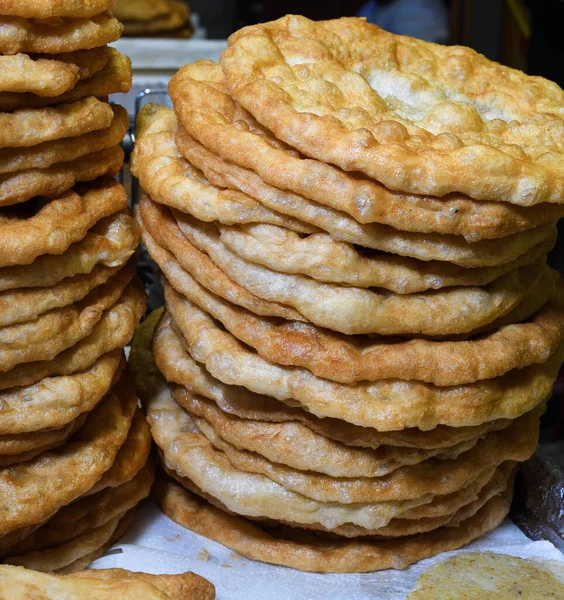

{"left": 0, "top": 0, "right": 147, "bottom": 573}
{"left": 130, "top": 15, "right": 564, "bottom": 574}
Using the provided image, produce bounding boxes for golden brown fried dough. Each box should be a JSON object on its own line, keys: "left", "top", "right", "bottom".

{"left": 0, "top": 104, "right": 128, "bottom": 175}
{"left": 0, "top": 49, "right": 132, "bottom": 111}
{"left": 0, "top": 563, "right": 215, "bottom": 599}
{"left": 0, "top": 178, "right": 126, "bottom": 268}
{"left": 0, "top": 210, "right": 137, "bottom": 291}
{"left": 0, "top": 351, "right": 123, "bottom": 435}
{"left": 222, "top": 16, "right": 564, "bottom": 205}
{"left": 0, "top": 145, "right": 124, "bottom": 208}
{"left": 154, "top": 473, "right": 510, "bottom": 573}
{"left": 171, "top": 61, "right": 564, "bottom": 237}
{"left": 0, "top": 373, "right": 137, "bottom": 537}
{"left": 159, "top": 250, "right": 564, "bottom": 385}
{"left": 0, "top": 263, "right": 134, "bottom": 372}
{"left": 0, "top": 97, "right": 112, "bottom": 149}
{"left": 0, "top": 281, "right": 145, "bottom": 390}
{"left": 0, "top": 458, "right": 154, "bottom": 558}
{"left": 0, "top": 12, "right": 122, "bottom": 55}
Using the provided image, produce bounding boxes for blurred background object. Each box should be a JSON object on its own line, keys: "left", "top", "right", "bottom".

{"left": 113, "top": 0, "right": 194, "bottom": 37}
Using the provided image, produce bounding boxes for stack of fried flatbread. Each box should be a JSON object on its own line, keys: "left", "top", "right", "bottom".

{"left": 130, "top": 15, "right": 564, "bottom": 573}
{"left": 0, "top": 0, "right": 148, "bottom": 572}
{"left": 113, "top": 0, "right": 192, "bottom": 38}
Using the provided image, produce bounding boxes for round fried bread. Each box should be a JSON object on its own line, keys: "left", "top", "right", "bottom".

{"left": 0, "top": 351, "right": 123, "bottom": 435}
{"left": 0, "top": 0, "right": 117, "bottom": 18}
{"left": 141, "top": 197, "right": 556, "bottom": 337}
{"left": 0, "top": 97, "right": 113, "bottom": 149}
{"left": 32, "top": 46, "right": 111, "bottom": 80}
{"left": 131, "top": 105, "right": 315, "bottom": 233}
{"left": 0, "top": 211, "right": 137, "bottom": 292}
{"left": 0, "top": 263, "right": 134, "bottom": 371}
{"left": 132, "top": 312, "right": 514, "bottom": 450}
{"left": 155, "top": 471, "right": 511, "bottom": 572}
{"left": 5, "top": 510, "right": 132, "bottom": 573}
{"left": 0, "top": 413, "right": 87, "bottom": 468}
{"left": 0, "top": 373, "right": 137, "bottom": 537}
{"left": 171, "top": 61, "right": 564, "bottom": 238}
{"left": 141, "top": 347, "right": 532, "bottom": 531}
{"left": 70, "top": 567, "right": 215, "bottom": 600}
{"left": 0, "top": 413, "right": 150, "bottom": 552}
{"left": 219, "top": 222, "right": 554, "bottom": 292}
{"left": 173, "top": 132, "right": 557, "bottom": 268}
{"left": 0, "top": 178, "right": 126, "bottom": 268}
{"left": 0, "top": 48, "right": 110, "bottom": 98}
{"left": 0, "top": 49, "right": 132, "bottom": 112}
{"left": 0, "top": 280, "right": 145, "bottom": 390}
{"left": 189, "top": 409, "right": 536, "bottom": 504}
{"left": 161, "top": 255, "right": 564, "bottom": 385}
{"left": 0, "top": 53, "right": 80, "bottom": 96}
{"left": 184, "top": 392, "right": 486, "bottom": 478}
{"left": 0, "top": 12, "right": 122, "bottom": 55}
{"left": 0, "top": 105, "right": 128, "bottom": 176}
{"left": 0, "top": 262, "right": 123, "bottom": 327}
{"left": 408, "top": 551, "right": 564, "bottom": 599}
{"left": 137, "top": 198, "right": 306, "bottom": 321}
{"left": 222, "top": 16, "right": 564, "bottom": 206}
{"left": 0, "top": 145, "right": 124, "bottom": 208}
{"left": 311, "top": 463, "right": 515, "bottom": 538}
{"left": 164, "top": 461, "right": 513, "bottom": 539}
{"left": 148, "top": 378, "right": 441, "bottom": 530}
{"left": 0, "top": 563, "right": 213, "bottom": 599}
{"left": 0, "top": 459, "right": 154, "bottom": 559}
{"left": 158, "top": 308, "right": 561, "bottom": 429}
{"left": 172, "top": 214, "right": 557, "bottom": 335}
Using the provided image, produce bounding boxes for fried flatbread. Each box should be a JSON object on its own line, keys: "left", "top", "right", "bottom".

{"left": 408, "top": 551, "right": 564, "bottom": 599}
{"left": 0, "top": 563, "right": 215, "bottom": 599}
{"left": 0, "top": 211, "right": 137, "bottom": 291}
{"left": 156, "top": 310, "right": 560, "bottom": 430}
{"left": 0, "top": 280, "right": 145, "bottom": 390}
{"left": 0, "top": 263, "right": 134, "bottom": 372}
{"left": 0, "top": 178, "right": 126, "bottom": 268}
{"left": 0, "top": 97, "right": 113, "bottom": 149}
{"left": 0, "top": 49, "right": 132, "bottom": 111}
{"left": 160, "top": 251, "right": 564, "bottom": 385}
{"left": 171, "top": 213, "right": 557, "bottom": 336}
{"left": 0, "top": 351, "right": 123, "bottom": 435}
{"left": 0, "top": 373, "right": 137, "bottom": 536}
{"left": 154, "top": 473, "right": 511, "bottom": 572}
{"left": 221, "top": 16, "right": 564, "bottom": 205}
{"left": 171, "top": 60, "right": 564, "bottom": 237}
{"left": 0, "top": 145, "right": 124, "bottom": 208}
{"left": 0, "top": 12, "right": 122, "bottom": 55}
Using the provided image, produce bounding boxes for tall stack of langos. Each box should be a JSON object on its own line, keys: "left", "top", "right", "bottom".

{"left": 131, "top": 15, "right": 564, "bottom": 572}
{"left": 0, "top": 0, "right": 150, "bottom": 572}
